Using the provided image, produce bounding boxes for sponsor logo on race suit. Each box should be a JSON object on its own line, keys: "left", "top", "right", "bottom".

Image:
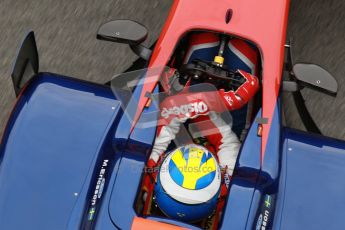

{"left": 224, "top": 95, "right": 234, "bottom": 107}
{"left": 161, "top": 101, "right": 209, "bottom": 119}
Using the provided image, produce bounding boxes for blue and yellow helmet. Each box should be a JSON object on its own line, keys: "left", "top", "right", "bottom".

{"left": 154, "top": 144, "right": 221, "bottom": 222}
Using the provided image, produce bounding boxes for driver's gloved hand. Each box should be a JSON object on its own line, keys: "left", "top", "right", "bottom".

{"left": 161, "top": 68, "right": 186, "bottom": 95}
{"left": 169, "top": 72, "right": 185, "bottom": 94}
{"left": 219, "top": 70, "right": 259, "bottom": 111}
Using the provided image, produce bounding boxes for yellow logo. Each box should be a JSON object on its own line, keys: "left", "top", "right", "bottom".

{"left": 170, "top": 147, "right": 216, "bottom": 189}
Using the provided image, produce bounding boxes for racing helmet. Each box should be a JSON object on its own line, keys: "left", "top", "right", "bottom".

{"left": 154, "top": 144, "right": 221, "bottom": 222}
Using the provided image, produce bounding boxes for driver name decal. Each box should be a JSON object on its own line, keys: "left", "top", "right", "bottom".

{"left": 255, "top": 194, "right": 275, "bottom": 230}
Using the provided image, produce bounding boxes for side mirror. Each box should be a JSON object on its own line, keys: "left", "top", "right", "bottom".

{"left": 97, "top": 20, "right": 148, "bottom": 45}
{"left": 282, "top": 63, "right": 338, "bottom": 134}
{"left": 97, "top": 20, "right": 152, "bottom": 60}
{"left": 282, "top": 41, "right": 338, "bottom": 134}
{"left": 292, "top": 63, "right": 338, "bottom": 95}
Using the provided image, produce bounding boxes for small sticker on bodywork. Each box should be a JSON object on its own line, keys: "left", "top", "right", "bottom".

{"left": 255, "top": 194, "right": 274, "bottom": 230}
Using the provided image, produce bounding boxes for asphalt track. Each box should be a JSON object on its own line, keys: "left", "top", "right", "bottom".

{"left": 0, "top": 0, "right": 344, "bottom": 140}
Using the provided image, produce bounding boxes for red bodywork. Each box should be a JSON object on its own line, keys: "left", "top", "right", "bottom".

{"left": 133, "top": 0, "right": 290, "bottom": 163}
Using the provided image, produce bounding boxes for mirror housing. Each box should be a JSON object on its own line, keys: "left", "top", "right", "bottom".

{"left": 283, "top": 40, "right": 337, "bottom": 134}
{"left": 292, "top": 63, "right": 338, "bottom": 95}
{"left": 97, "top": 20, "right": 148, "bottom": 45}
{"left": 97, "top": 20, "right": 152, "bottom": 60}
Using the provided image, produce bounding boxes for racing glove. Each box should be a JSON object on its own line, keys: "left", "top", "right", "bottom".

{"left": 160, "top": 68, "right": 185, "bottom": 95}
{"left": 219, "top": 70, "right": 259, "bottom": 111}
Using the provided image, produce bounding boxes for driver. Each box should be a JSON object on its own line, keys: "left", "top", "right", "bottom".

{"left": 141, "top": 33, "right": 260, "bottom": 216}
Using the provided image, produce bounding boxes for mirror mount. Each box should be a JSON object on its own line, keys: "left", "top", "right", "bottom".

{"left": 130, "top": 44, "right": 152, "bottom": 61}
{"left": 97, "top": 20, "right": 152, "bottom": 61}
{"left": 282, "top": 80, "right": 299, "bottom": 92}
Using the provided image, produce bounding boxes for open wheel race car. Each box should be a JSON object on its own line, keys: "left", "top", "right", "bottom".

{"left": 0, "top": 0, "right": 344, "bottom": 229}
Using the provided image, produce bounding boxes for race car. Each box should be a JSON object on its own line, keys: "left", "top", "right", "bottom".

{"left": 0, "top": 0, "right": 343, "bottom": 230}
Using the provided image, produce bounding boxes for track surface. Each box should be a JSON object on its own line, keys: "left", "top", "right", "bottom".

{"left": 0, "top": 0, "right": 344, "bottom": 140}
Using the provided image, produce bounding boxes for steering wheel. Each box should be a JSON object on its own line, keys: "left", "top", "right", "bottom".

{"left": 179, "top": 59, "right": 246, "bottom": 91}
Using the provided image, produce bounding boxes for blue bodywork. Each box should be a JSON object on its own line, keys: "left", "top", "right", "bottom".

{"left": 2, "top": 32, "right": 345, "bottom": 230}
{"left": 1, "top": 72, "right": 345, "bottom": 229}
{"left": 0, "top": 74, "right": 122, "bottom": 229}
{"left": 0, "top": 71, "right": 160, "bottom": 230}
{"left": 273, "top": 129, "right": 345, "bottom": 230}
